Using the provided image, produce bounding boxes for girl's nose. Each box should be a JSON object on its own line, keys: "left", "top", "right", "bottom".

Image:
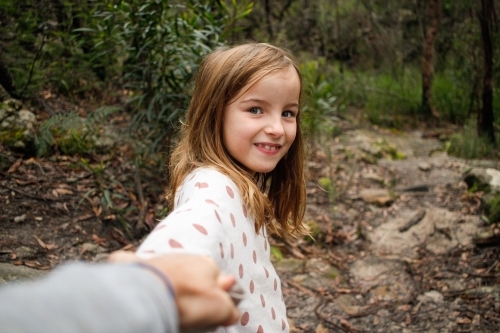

{"left": 264, "top": 115, "right": 285, "bottom": 137}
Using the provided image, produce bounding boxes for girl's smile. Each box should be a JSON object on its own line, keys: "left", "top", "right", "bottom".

{"left": 223, "top": 66, "right": 301, "bottom": 175}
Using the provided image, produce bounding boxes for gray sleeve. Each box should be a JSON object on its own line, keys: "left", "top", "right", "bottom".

{"left": 0, "top": 262, "right": 179, "bottom": 333}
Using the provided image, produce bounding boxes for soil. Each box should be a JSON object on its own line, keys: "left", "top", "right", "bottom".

{"left": 1, "top": 117, "right": 499, "bottom": 333}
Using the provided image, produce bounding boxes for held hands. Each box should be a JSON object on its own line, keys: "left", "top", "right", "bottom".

{"left": 109, "top": 251, "right": 240, "bottom": 330}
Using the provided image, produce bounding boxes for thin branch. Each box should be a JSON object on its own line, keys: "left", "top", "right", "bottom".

{"left": 20, "top": 35, "right": 46, "bottom": 97}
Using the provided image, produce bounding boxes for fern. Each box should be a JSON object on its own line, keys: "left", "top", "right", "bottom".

{"left": 35, "top": 106, "right": 121, "bottom": 156}
{"left": 35, "top": 112, "right": 80, "bottom": 156}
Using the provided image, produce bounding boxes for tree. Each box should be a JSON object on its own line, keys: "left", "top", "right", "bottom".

{"left": 421, "top": 0, "right": 441, "bottom": 120}
{"left": 477, "top": 0, "right": 495, "bottom": 144}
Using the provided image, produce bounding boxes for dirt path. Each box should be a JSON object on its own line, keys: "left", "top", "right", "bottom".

{"left": 1, "top": 124, "right": 499, "bottom": 332}
{"left": 275, "top": 127, "right": 499, "bottom": 332}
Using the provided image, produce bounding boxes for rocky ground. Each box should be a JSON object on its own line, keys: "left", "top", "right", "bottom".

{"left": 1, "top": 120, "right": 499, "bottom": 333}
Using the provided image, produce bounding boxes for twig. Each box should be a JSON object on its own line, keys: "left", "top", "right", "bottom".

{"left": 0, "top": 183, "right": 63, "bottom": 201}
{"left": 20, "top": 35, "right": 46, "bottom": 97}
{"left": 134, "top": 167, "right": 147, "bottom": 230}
{"left": 315, "top": 299, "right": 358, "bottom": 333}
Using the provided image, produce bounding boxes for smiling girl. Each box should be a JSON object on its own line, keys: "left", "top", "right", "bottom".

{"left": 136, "top": 43, "right": 307, "bottom": 333}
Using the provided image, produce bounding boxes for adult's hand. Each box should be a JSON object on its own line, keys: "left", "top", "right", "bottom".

{"left": 109, "top": 251, "right": 240, "bottom": 330}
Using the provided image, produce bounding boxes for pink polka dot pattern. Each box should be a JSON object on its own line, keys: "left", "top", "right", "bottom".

{"left": 249, "top": 280, "right": 254, "bottom": 294}
{"left": 193, "top": 224, "right": 207, "bottom": 235}
{"left": 242, "top": 232, "right": 247, "bottom": 246}
{"left": 242, "top": 204, "right": 247, "bottom": 217}
{"left": 271, "top": 307, "right": 276, "bottom": 320}
{"left": 195, "top": 182, "right": 209, "bottom": 188}
{"left": 253, "top": 250, "right": 257, "bottom": 263}
{"left": 230, "top": 213, "right": 236, "bottom": 227}
{"left": 281, "top": 319, "right": 287, "bottom": 330}
{"left": 264, "top": 266, "right": 269, "bottom": 278}
{"left": 205, "top": 199, "right": 219, "bottom": 207}
{"left": 226, "top": 186, "right": 234, "bottom": 198}
{"left": 214, "top": 210, "right": 221, "bottom": 223}
{"left": 257, "top": 326, "right": 264, "bottom": 333}
{"left": 219, "top": 243, "right": 224, "bottom": 258}
{"left": 240, "top": 312, "right": 249, "bottom": 326}
{"left": 260, "top": 294, "right": 266, "bottom": 307}
{"left": 230, "top": 243, "right": 234, "bottom": 259}
{"left": 239, "top": 264, "right": 244, "bottom": 278}
{"left": 168, "top": 239, "right": 183, "bottom": 248}
{"left": 274, "top": 278, "right": 277, "bottom": 291}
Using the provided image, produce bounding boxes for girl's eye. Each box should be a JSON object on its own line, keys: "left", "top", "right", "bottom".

{"left": 282, "top": 111, "right": 295, "bottom": 118}
{"left": 249, "top": 107, "right": 262, "bottom": 114}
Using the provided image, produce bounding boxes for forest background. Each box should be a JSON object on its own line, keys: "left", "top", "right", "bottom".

{"left": 0, "top": 0, "right": 499, "bottom": 232}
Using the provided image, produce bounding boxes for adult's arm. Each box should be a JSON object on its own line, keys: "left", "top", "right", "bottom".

{"left": 0, "top": 262, "right": 178, "bottom": 333}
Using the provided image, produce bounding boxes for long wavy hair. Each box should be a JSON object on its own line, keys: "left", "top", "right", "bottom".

{"left": 168, "top": 43, "right": 307, "bottom": 238}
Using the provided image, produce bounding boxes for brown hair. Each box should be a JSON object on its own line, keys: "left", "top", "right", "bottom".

{"left": 168, "top": 43, "right": 307, "bottom": 238}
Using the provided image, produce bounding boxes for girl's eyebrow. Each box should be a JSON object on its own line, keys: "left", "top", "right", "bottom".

{"left": 240, "top": 98, "right": 299, "bottom": 109}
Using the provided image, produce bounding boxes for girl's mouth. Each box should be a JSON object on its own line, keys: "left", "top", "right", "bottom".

{"left": 255, "top": 143, "right": 281, "bottom": 151}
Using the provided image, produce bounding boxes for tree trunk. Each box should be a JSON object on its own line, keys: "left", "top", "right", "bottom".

{"left": 421, "top": 0, "right": 441, "bottom": 119}
{"left": 477, "top": 0, "right": 495, "bottom": 144}
{"left": 263, "top": 0, "right": 274, "bottom": 39}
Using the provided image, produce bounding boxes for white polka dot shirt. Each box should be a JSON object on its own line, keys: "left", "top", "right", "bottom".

{"left": 137, "top": 168, "right": 289, "bottom": 333}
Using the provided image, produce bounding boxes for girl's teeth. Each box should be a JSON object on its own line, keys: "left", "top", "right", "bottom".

{"left": 265, "top": 145, "right": 271, "bottom": 150}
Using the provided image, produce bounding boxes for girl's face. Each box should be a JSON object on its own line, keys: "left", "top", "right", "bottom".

{"left": 223, "top": 66, "right": 300, "bottom": 175}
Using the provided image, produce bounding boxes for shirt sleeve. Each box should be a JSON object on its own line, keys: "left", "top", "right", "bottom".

{"left": 137, "top": 169, "right": 241, "bottom": 271}
{"left": 0, "top": 263, "right": 178, "bottom": 333}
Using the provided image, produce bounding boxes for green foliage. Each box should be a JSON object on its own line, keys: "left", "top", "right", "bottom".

{"left": 485, "top": 193, "right": 500, "bottom": 224}
{"left": 446, "top": 119, "right": 496, "bottom": 159}
{"left": 300, "top": 59, "right": 345, "bottom": 143}
{"left": 35, "top": 106, "right": 120, "bottom": 156}
{"left": 84, "top": 0, "right": 253, "bottom": 153}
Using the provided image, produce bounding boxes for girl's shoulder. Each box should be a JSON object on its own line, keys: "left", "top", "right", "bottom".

{"left": 183, "top": 166, "right": 233, "bottom": 184}
{"left": 177, "top": 167, "right": 240, "bottom": 200}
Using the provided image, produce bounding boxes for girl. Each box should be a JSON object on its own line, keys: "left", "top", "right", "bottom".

{"left": 137, "top": 43, "right": 307, "bottom": 333}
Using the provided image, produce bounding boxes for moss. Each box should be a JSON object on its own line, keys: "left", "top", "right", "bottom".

{"left": 485, "top": 193, "right": 500, "bottom": 223}
{"left": 464, "top": 174, "right": 491, "bottom": 193}
{"left": 375, "top": 139, "right": 407, "bottom": 160}
{"left": 318, "top": 177, "right": 333, "bottom": 192}
{"left": 304, "top": 219, "right": 320, "bottom": 243}
{"left": 270, "top": 246, "right": 283, "bottom": 262}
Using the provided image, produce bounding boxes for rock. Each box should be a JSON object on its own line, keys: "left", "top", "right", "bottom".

{"left": 274, "top": 257, "right": 304, "bottom": 273}
{"left": 359, "top": 188, "right": 396, "bottom": 206}
{"left": 463, "top": 167, "right": 500, "bottom": 193}
{"left": 0, "top": 99, "right": 37, "bottom": 152}
{"left": 335, "top": 294, "right": 363, "bottom": 316}
{"left": 13, "top": 213, "right": 27, "bottom": 223}
{"left": 80, "top": 242, "right": 107, "bottom": 255}
{"left": 368, "top": 208, "right": 482, "bottom": 258}
{"left": 15, "top": 246, "right": 37, "bottom": 258}
{"left": 417, "top": 290, "right": 444, "bottom": 303}
{"left": 0, "top": 263, "right": 45, "bottom": 284}
{"left": 350, "top": 257, "right": 416, "bottom": 303}
{"left": 418, "top": 162, "right": 431, "bottom": 171}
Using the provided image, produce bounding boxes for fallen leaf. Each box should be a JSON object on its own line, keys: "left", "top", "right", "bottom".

{"left": 77, "top": 213, "right": 93, "bottom": 222}
{"left": 315, "top": 323, "right": 328, "bottom": 333}
{"left": 145, "top": 211, "right": 156, "bottom": 229}
{"left": 92, "top": 234, "right": 108, "bottom": 247}
{"left": 14, "top": 179, "right": 35, "bottom": 186}
{"left": 93, "top": 205, "right": 102, "bottom": 217}
{"left": 457, "top": 317, "right": 472, "bottom": 324}
{"left": 54, "top": 188, "right": 74, "bottom": 195}
{"left": 7, "top": 159, "right": 22, "bottom": 174}
{"left": 34, "top": 236, "right": 57, "bottom": 250}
